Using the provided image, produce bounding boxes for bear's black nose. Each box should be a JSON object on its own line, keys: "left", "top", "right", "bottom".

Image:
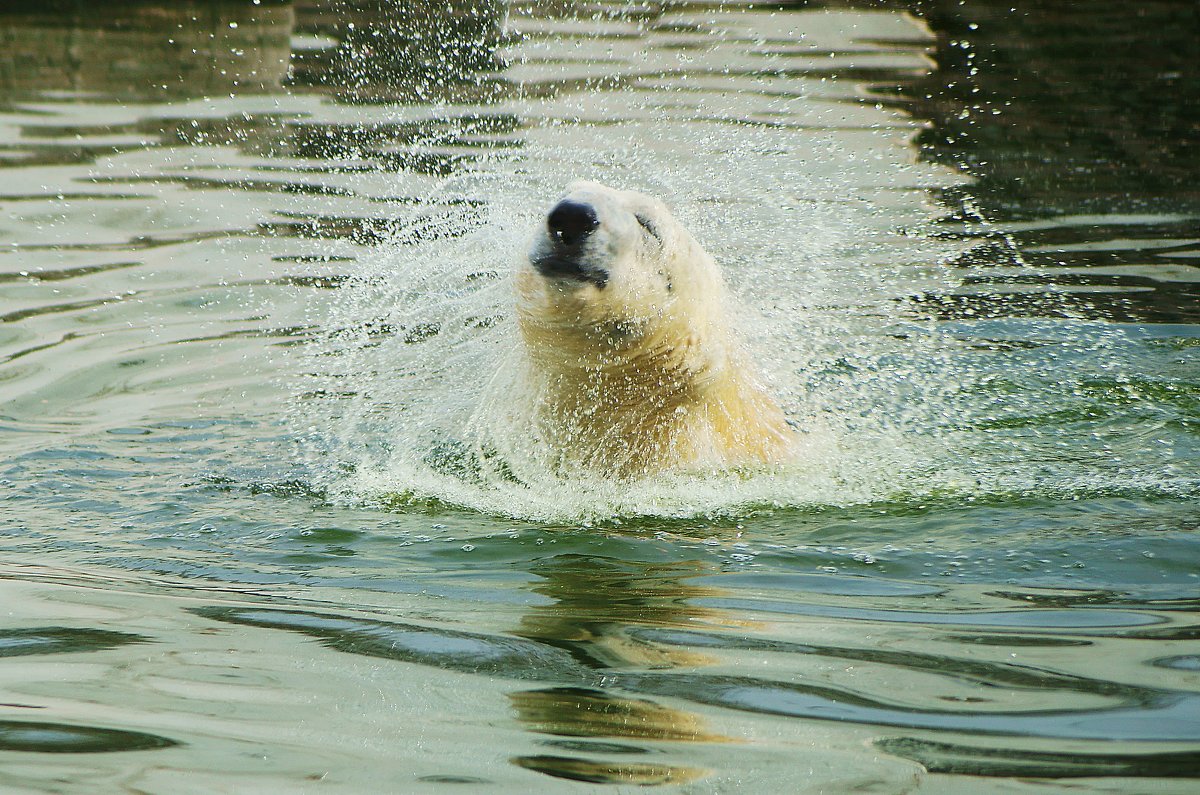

{"left": 547, "top": 200, "right": 599, "bottom": 247}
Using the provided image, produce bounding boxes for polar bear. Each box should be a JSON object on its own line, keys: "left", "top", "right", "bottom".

{"left": 514, "top": 181, "right": 795, "bottom": 477}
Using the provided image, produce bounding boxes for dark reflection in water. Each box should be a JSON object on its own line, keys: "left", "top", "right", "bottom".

{"left": 0, "top": 627, "right": 147, "bottom": 657}
{"left": 511, "top": 687, "right": 727, "bottom": 743}
{"left": 1155, "top": 656, "right": 1200, "bottom": 672}
{"left": 511, "top": 556, "right": 734, "bottom": 785}
{"left": 621, "top": 672, "right": 1200, "bottom": 743}
{"left": 194, "top": 556, "right": 732, "bottom": 784}
{"left": 191, "top": 605, "right": 589, "bottom": 681}
{"left": 290, "top": 0, "right": 508, "bottom": 103}
{"left": 192, "top": 552, "right": 1200, "bottom": 755}
{"left": 515, "top": 554, "right": 730, "bottom": 670}
{"left": 880, "top": 0, "right": 1200, "bottom": 324}
{"left": 898, "top": 0, "right": 1200, "bottom": 216}
{"left": 0, "top": 720, "right": 177, "bottom": 753}
{"left": 0, "top": 0, "right": 294, "bottom": 101}
{"left": 511, "top": 754, "right": 707, "bottom": 787}
{"left": 415, "top": 774, "right": 493, "bottom": 785}
{"left": 259, "top": 114, "right": 522, "bottom": 165}
{"left": 628, "top": 627, "right": 1135, "bottom": 700}
{"left": 944, "top": 634, "right": 1092, "bottom": 648}
{"left": 877, "top": 737, "right": 1200, "bottom": 779}
{"left": 0, "top": 0, "right": 516, "bottom": 176}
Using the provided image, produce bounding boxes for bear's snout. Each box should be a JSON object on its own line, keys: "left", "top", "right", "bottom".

{"left": 547, "top": 200, "right": 599, "bottom": 247}
{"left": 529, "top": 198, "right": 608, "bottom": 289}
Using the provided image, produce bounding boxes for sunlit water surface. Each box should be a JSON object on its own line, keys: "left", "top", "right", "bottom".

{"left": 1, "top": 1, "right": 1197, "bottom": 791}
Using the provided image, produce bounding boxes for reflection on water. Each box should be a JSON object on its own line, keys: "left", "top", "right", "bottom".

{"left": 877, "top": 737, "right": 1200, "bottom": 780}
{"left": 512, "top": 751, "right": 708, "bottom": 786}
{"left": 510, "top": 687, "right": 727, "bottom": 743}
{"left": 187, "top": 550, "right": 1200, "bottom": 781}
{"left": 0, "top": 625, "right": 175, "bottom": 754}
{"left": 0, "top": 1, "right": 294, "bottom": 100}
{"left": 0, "top": 626, "right": 147, "bottom": 657}
{"left": 0, "top": 720, "right": 178, "bottom": 754}
{"left": 901, "top": 0, "right": 1199, "bottom": 215}
{"left": 193, "top": 605, "right": 591, "bottom": 682}
{"left": 290, "top": 0, "right": 507, "bottom": 103}
{"left": 890, "top": 0, "right": 1200, "bottom": 324}
{"left": 0, "top": 0, "right": 1198, "bottom": 791}
{"left": 516, "top": 555, "right": 731, "bottom": 669}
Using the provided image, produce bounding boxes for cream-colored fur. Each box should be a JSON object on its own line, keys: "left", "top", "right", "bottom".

{"left": 516, "top": 181, "right": 794, "bottom": 477}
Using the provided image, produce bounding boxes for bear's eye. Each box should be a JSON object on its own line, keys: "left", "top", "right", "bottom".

{"left": 635, "top": 213, "right": 661, "bottom": 242}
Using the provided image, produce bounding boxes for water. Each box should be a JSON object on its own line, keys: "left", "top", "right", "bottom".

{"left": 1, "top": 1, "right": 1197, "bottom": 790}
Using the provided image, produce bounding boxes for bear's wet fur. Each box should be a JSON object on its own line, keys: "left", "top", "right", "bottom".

{"left": 515, "top": 181, "right": 795, "bottom": 477}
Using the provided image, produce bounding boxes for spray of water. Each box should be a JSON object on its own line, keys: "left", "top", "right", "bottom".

{"left": 287, "top": 102, "right": 1192, "bottom": 521}
{"left": 282, "top": 109, "right": 951, "bottom": 520}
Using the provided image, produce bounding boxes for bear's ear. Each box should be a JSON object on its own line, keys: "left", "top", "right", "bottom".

{"left": 635, "top": 213, "right": 662, "bottom": 242}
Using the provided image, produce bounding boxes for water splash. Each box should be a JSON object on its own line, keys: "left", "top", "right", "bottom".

{"left": 286, "top": 21, "right": 1196, "bottom": 522}
{"left": 286, "top": 118, "right": 933, "bottom": 520}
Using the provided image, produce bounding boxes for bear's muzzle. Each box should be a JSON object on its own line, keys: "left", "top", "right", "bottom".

{"left": 530, "top": 199, "right": 608, "bottom": 288}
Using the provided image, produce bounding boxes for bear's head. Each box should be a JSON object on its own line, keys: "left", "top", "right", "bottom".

{"left": 511, "top": 181, "right": 794, "bottom": 474}
{"left": 517, "top": 181, "right": 729, "bottom": 380}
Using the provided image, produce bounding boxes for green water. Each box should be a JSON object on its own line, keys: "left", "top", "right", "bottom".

{"left": 1, "top": 1, "right": 1197, "bottom": 791}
